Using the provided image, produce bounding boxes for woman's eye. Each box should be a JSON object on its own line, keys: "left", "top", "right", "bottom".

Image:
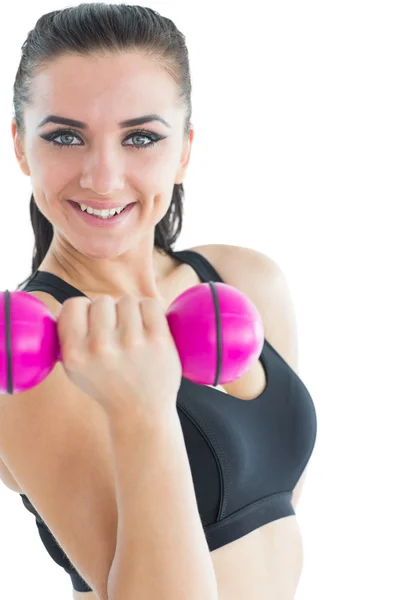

{"left": 57, "top": 133, "right": 77, "bottom": 146}
{"left": 127, "top": 134, "right": 155, "bottom": 147}
{"left": 43, "top": 130, "right": 162, "bottom": 150}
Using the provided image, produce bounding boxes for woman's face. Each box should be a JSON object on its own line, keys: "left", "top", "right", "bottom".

{"left": 12, "top": 51, "right": 193, "bottom": 259}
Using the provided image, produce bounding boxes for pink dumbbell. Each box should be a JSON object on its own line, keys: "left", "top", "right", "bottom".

{"left": 0, "top": 282, "right": 264, "bottom": 395}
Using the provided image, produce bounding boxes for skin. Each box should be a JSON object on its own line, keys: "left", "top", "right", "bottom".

{"left": 11, "top": 51, "right": 194, "bottom": 304}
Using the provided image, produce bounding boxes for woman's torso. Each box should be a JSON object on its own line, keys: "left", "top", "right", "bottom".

{"left": 2, "top": 246, "right": 307, "bottom": 600}
{"left": 2, "top": 372, "right": 304, "bottom": 600}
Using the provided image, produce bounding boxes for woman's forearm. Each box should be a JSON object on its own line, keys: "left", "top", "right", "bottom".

{"left": 105, "top": 405, "right": 219, "bottom": 600}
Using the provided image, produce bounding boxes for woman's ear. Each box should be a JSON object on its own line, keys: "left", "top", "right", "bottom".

{"left": 11, "top": 118, "right": 31, "bottom": 176}
{"left": 175, "top": 126, "right": 194, "bottom": 185}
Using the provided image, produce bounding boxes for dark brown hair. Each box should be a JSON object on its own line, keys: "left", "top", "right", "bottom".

{"left": 13, "top": 3, "right": 192, "bottom": 287}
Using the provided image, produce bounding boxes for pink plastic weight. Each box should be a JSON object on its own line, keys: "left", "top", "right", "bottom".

{"left": 0, "top": 291, "right": 60, "bottom": 394}
{"left": 166, "top": 282, "right": 264, "bottom": 386}
{"left": 0, "top": 282, "right": 264, "bottom": 394}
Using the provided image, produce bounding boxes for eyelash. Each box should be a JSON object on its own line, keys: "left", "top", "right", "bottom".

{"left": 41, "top": 128, "right": 162, "bottom": 150}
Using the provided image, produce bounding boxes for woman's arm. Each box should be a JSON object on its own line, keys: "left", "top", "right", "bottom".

{"left": 105, "top": 406, "right": 219, "bottom": 600}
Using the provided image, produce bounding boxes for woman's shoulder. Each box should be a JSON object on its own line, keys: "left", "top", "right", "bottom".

{"left": 188, "top": 243, "right": 279, "bottom": 282}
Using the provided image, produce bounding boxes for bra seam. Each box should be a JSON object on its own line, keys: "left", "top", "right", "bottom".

{"left": 287, "top": 375, "right": 318, "bottom": 485}
{"left": 177, "top": 399, "right": 229, "bottom": 520}
{"left": 204, "top": 489, "right": 294, "bottom": 533}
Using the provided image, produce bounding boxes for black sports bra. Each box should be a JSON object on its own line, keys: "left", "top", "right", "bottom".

{"left": 18, "top": 249, "right": 317, "bottom": 593}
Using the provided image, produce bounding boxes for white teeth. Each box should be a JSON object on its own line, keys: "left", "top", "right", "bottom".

{"left": 79, "top": 203, "right": 126, "bottom": 216}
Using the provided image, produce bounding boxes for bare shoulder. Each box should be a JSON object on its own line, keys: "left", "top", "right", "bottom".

{"left": 189, "top": 243, "right": 282, "bottom": 291}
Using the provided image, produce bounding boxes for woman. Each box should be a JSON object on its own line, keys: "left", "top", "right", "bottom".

{"left": 1, "top": 4, "right": 317, "bottom": 599}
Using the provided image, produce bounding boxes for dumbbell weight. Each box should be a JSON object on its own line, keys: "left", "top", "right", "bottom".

{"left": 0, "top": 281, "right": 264, "bottom": 395}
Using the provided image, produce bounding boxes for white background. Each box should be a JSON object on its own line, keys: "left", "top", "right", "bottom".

{"left": 0, "top": 1, "right": 399, "bottom": 598}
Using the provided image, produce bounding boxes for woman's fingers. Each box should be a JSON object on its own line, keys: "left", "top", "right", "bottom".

{"left": 139, "top": 297, "right": 170, "bottom": 338}
{"left": 116, "top": 294, "right": 143, "bottom": 348}
{"left": 57, "top": 296, "right": 92, "bottom": 366}
{"left": 88, "top": 295, "right": 117, "bottom": 354}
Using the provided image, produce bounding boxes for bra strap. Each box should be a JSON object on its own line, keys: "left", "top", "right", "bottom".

{"left": 172, "top": 249, "right": 224, "bottom": 283}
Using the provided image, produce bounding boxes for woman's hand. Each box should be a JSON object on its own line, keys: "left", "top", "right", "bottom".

{"left": 56, "top": 294, "right": 183, "bottom": 422}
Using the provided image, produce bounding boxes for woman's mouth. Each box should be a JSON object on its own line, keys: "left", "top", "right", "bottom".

{"left": 67, "top": 200, "right": 138, "bottom": 229}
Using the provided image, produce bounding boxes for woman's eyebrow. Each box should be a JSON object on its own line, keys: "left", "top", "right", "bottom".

{"left": 37, "top": 113, "right": 171, "bottom": 130}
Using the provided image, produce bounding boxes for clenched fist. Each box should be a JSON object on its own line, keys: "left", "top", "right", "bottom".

{"left": 57, "top": 294, "right": 183, "bottom": 422}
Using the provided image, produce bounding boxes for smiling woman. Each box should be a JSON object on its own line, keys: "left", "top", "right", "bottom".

{"left": 3, "top": 3, "right": 317, "bottom": 600}
{"left": 12, "top": 38, "right": 193, "bottom": 291}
